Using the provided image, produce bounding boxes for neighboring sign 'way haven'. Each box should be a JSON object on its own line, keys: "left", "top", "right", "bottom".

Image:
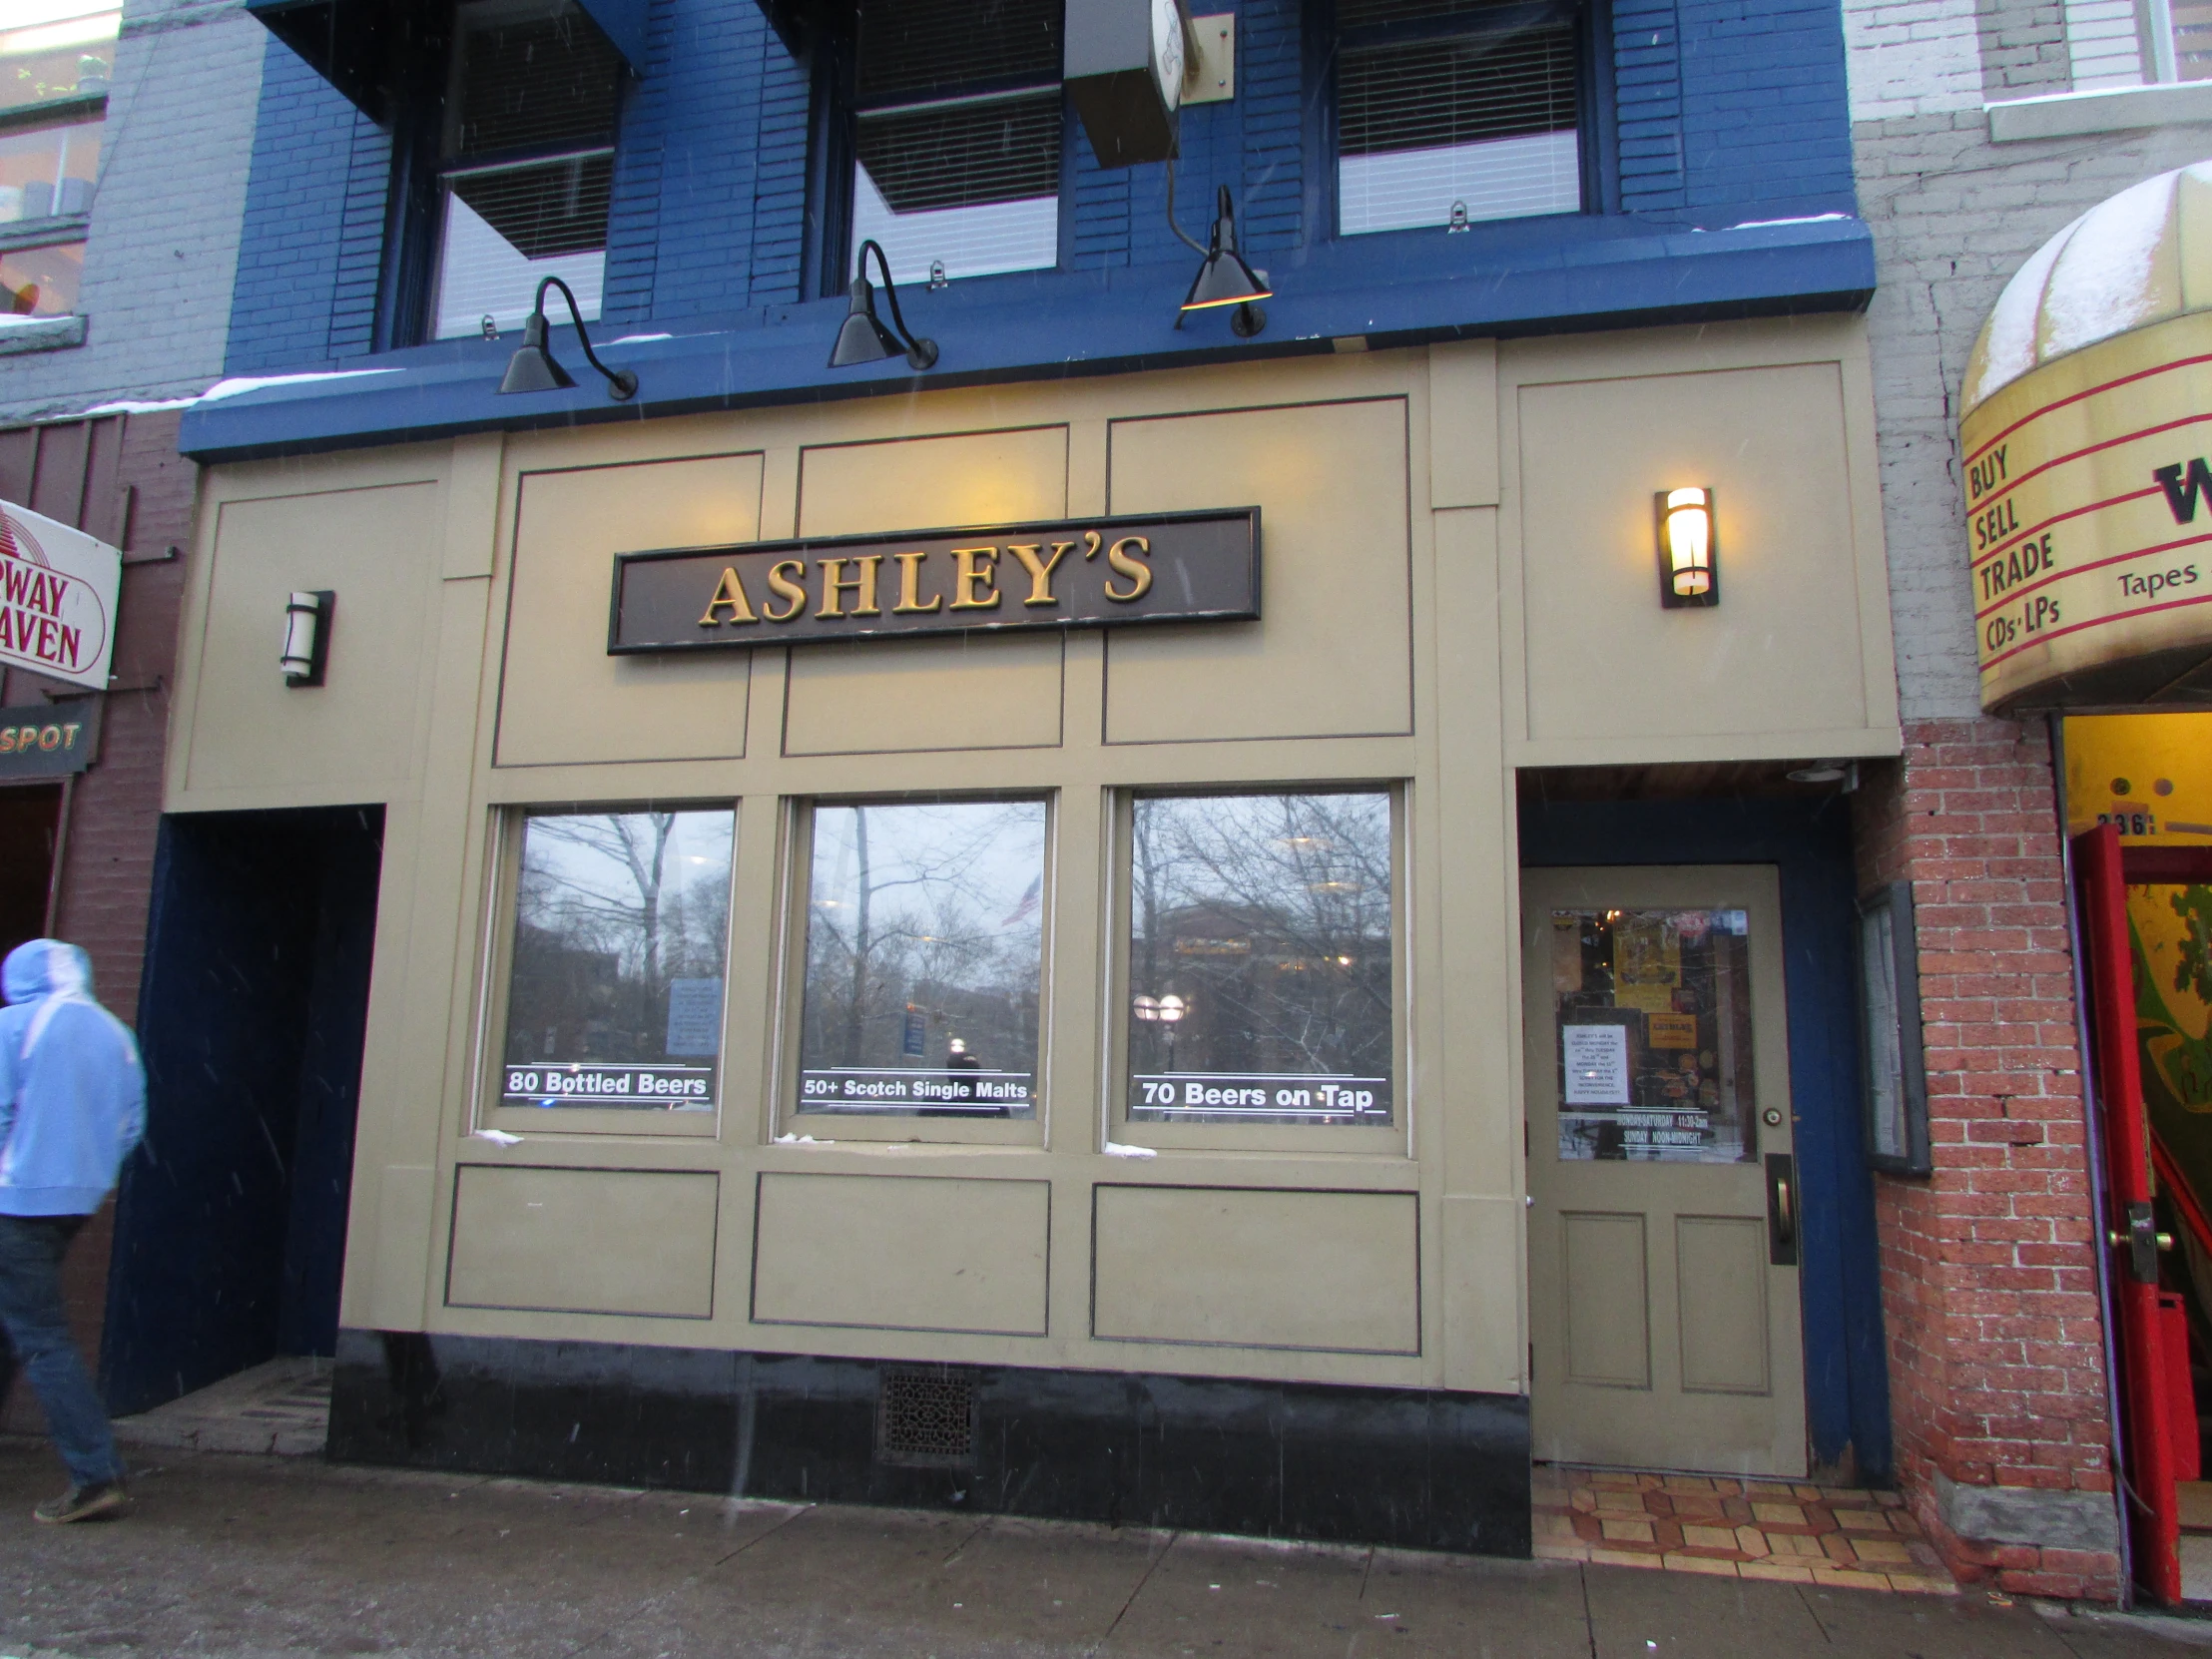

{"left": 0, "top": 500, "right": 121, "bottom": 693}
{"left": 609, "top": 509, "right": 1261, "bottom": 653}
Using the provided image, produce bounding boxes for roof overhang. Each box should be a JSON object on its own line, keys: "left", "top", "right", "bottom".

{"left": 247, "top": 0, "right": 649, "bottom": 123}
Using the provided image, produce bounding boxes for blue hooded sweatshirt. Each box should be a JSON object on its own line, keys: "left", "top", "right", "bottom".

{"left": 0, "top": 939, "right": 145, "bottom": 1217}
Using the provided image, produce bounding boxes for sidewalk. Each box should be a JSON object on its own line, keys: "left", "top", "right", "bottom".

{"left": 0, "top": 1436, "right": 2203, "bottom": 1659}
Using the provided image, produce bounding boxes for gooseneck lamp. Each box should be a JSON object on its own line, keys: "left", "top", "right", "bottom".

{"left": 1168, "top": 164, "right": 1270, "bottom": 337}
{"left": 1656, "top": 486, "right": 1718, "bottom": 608}
{"left": 830, "top": 240, "right": 939, "bottom": 370}
{"left": 498, "top": 276, "right": 639, "bottom": 401}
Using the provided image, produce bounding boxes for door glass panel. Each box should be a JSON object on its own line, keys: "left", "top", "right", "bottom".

{"left": 1551, "top": 906, "right": 1756, "bottom": 1163}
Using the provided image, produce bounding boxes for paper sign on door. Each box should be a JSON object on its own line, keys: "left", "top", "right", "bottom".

{"left": 1563, "top": 1024, "right": 1630, "bottom": 1106}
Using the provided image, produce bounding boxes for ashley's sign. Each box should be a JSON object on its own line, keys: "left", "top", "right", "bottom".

{"left": 0, "top": 500, "right": 120, "bottom": 693}
{"left": 610, "top": 509, "right": 1260, "bottom": 654}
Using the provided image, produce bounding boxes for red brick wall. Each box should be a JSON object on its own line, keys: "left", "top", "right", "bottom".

{"left": 0, "top": 412, "right": 190, "bottom": 1439}
{"left": 1855, "top": 715, "right": 2120, "bottom": 1600}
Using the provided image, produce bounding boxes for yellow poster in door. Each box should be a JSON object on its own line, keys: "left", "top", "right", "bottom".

{"left": 1613, "top": 916, "right": 1682, "bottom": 1015}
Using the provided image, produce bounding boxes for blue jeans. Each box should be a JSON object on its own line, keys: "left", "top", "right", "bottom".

{"left": 0, "top": 1214, "right": 120, "bottom": 1487}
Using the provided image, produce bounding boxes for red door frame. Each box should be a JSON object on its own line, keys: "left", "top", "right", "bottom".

{"left": 2074, "top": 823, "right": 2199, "bottom": 1603}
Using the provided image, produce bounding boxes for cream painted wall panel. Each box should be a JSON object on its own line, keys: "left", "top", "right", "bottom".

{"left": 446, "top": 1166, "right": 719, "bottom": 1317}
{"left": 1092, "top": 1186, "right": 1419, "bottom": 1354}
{"left": 784, "top": 636, "right": 1064, "bottom": 755}
{"left": 186, "top": 483, "right": 438, "bottom": 793}
{"left": 796, "top": 425, "right": 1068, "bottom": 537}
{"left": 785, "top": 426, "right": 1069, "bottom": 754}
{"left": 496, "top": 454, "right": 762, "bottom": 767}
{"left": 1441, "top": 1193, "right": 1523, "bottom": 1393}
{"left": 751, "top": 1172, "right": 1050, "bottom": 1335}
{"left": 1103, "top": 400, "right": 1412, "bottom": 744}
{"left": 1429, "top": 342, "right": 1499, "bottom": 509}
{"left": 1517, "top": 364, "right": 1868, "bottom": 743}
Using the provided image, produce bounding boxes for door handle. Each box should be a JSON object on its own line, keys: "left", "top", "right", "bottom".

{"left": 1765, "top": 1154, "right": 1799, "bottom": 1267}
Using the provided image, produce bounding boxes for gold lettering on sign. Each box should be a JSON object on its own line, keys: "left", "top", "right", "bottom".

{"left": 891, "top": 551, "right": 940, "bottom": 613}
{"left": 949, "top": 546, "right": 1002, "bottom": 610}
{"left": 817, "top": 554, "right": 883, "bottom": 619}
{"left": 1005, "top": 541, "right": 1073, "bottom": 607}
{"left": 1103, "top": 535, "right": 1153, "bottom": 602}
{"left": 764, "top": 559, "right": 808, "bottom": 622}
{"left": 699, "top": 567, "right": 759, "bottom": 626}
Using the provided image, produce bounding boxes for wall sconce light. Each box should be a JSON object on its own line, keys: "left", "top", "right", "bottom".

{"left": 280, "top": 590, "right": 332, "bottom": 687}
{"left": 830, "top": 241, "right": 939, "bottom": 370}
{"left": 498, "top": 276, "right": 638, "bottom": 401}
{"left": 1656, "top": 486, "right": 1718, "bottom": 607}
{"left": 1168, "top": 168, "right": 1270, "bottom": 336}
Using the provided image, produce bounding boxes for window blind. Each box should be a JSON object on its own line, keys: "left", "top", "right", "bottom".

{"left": 849, "top": 0, "right": 1062, "bottom": 283}
{"left": 854, "top": 0, "right": 1061, "bottom": 107}
{"left": 451, "top": 2, "right": 625, "bottom": 159}
{"left": 433, "top": 0, "right": 622, "bottom": 339}
{"left": 1337, "top": 0, "right": 1581, "bottom": 235}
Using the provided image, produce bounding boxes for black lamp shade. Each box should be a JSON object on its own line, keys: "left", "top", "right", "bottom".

{"left": 498, "top": 314, "right": 578, "bottom": 394}
{"left": 1179, "top": 186, "right": 1273, "bottom": 314}
{"left": 1181, "top": 249, "right": 1271, "bottom": 311}
{"left": 830, "top": 309, "right": 907, "bottom": 366}
{"left": 829, "top": 272, "right": 938, "bottom": 369}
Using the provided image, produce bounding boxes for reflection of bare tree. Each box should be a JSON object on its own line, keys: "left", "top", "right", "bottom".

{"left": 1129, "top": 793, "right": 1390, "bottom": 1077}
{"left": 506, "top": 811, "right": 732, "bottom": 1065}
{"left": 804, "top": 804, "right": 1043, "bottom": 1072}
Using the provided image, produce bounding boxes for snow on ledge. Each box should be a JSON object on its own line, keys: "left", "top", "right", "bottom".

{"left": 197, "top": 369, "right": 403, "bottom": 402}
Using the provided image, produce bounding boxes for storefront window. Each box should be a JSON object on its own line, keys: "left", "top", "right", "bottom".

{"left": 1126, "top": 791, "right": 1393, "bottom": 1126}
{"left": 796, "top": 800, "right": 1046, "bottom": 1117}
{"left": 1550, "top": 906, "right": 1757, "bottom": 1163}
{"left": 498, "top": 808, "right": 734, "bottom": 1111}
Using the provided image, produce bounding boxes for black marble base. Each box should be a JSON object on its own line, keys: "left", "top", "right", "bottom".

{"left": 327, "top": 1330, "right": 1531, "bottom": 1556}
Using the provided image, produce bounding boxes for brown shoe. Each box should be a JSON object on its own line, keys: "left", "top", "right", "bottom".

{"left": 33, "top": 1480, "right": 129, "bottom": 1524}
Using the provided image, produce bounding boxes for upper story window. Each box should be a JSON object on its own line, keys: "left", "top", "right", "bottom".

{"left": 0, "top": 1, "right": 117, "bottom": 318}
{"left": 2066, "top": 0, "right": 2212, "bottom": 87}
{"left": 431, "top": 0, "right": 624, "bottom": 339}
{"left": 848, "top": 0, "right": 1062, "bottom": 285}
{"left": 1335, "top": 0, "right": 1581, "bottom": 237}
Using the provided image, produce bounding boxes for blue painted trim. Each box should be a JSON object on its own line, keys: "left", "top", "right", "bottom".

{"left": 1519, "top": 796, "right": 1894, "bottom": 1483}
{"left": 181, "top": 213, "right": 1871, "bottom": 461}
{"left": 577, "top": 0, "right": 650, "bottom": 68}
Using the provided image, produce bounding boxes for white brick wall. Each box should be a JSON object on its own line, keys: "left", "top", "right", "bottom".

{"left": 1844, "top": 0, "right": 1985, "bottom": 120}
{"left": 0, "top": 0, "right": 265, "bottom": 423}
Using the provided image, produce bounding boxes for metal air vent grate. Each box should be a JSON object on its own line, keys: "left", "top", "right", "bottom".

{"left": 876, "top": 1367, "right": 977, "bottom": 1468}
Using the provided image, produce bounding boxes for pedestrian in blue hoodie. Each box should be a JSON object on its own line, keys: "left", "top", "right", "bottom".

{"left": 0, "top": 938, "right": 144, "bottom": 1523}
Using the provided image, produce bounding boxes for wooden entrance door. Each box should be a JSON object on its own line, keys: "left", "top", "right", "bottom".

{"left": 1523, "top": 864, "right": 1808, "bottom": 1475}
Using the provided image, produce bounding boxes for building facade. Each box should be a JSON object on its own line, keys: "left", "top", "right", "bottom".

{"left": 1845, "top": 0, "right": 2212, "bottom": 1607}
{"left": 0, "top": 0, "right": 266, "bottom": 1439}
{"left": 148, "top": 0, "right": 1915, "bottom": 1564}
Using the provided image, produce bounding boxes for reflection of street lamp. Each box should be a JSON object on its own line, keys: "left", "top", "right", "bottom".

{"left": 1158, "top": 993, "right": 1185, "bottom": 1071}
{"left": 1134, "top": 992, "right": 1187, "bottom": 1070}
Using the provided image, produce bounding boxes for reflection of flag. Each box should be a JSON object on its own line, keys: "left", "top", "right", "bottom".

{"left": 999, "top": 874, "right": 1041, "bottom": 928}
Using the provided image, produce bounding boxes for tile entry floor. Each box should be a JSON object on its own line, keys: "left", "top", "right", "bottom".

{"left": 1533, "top": 1463, "right": 1957, "bottom": 1594}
